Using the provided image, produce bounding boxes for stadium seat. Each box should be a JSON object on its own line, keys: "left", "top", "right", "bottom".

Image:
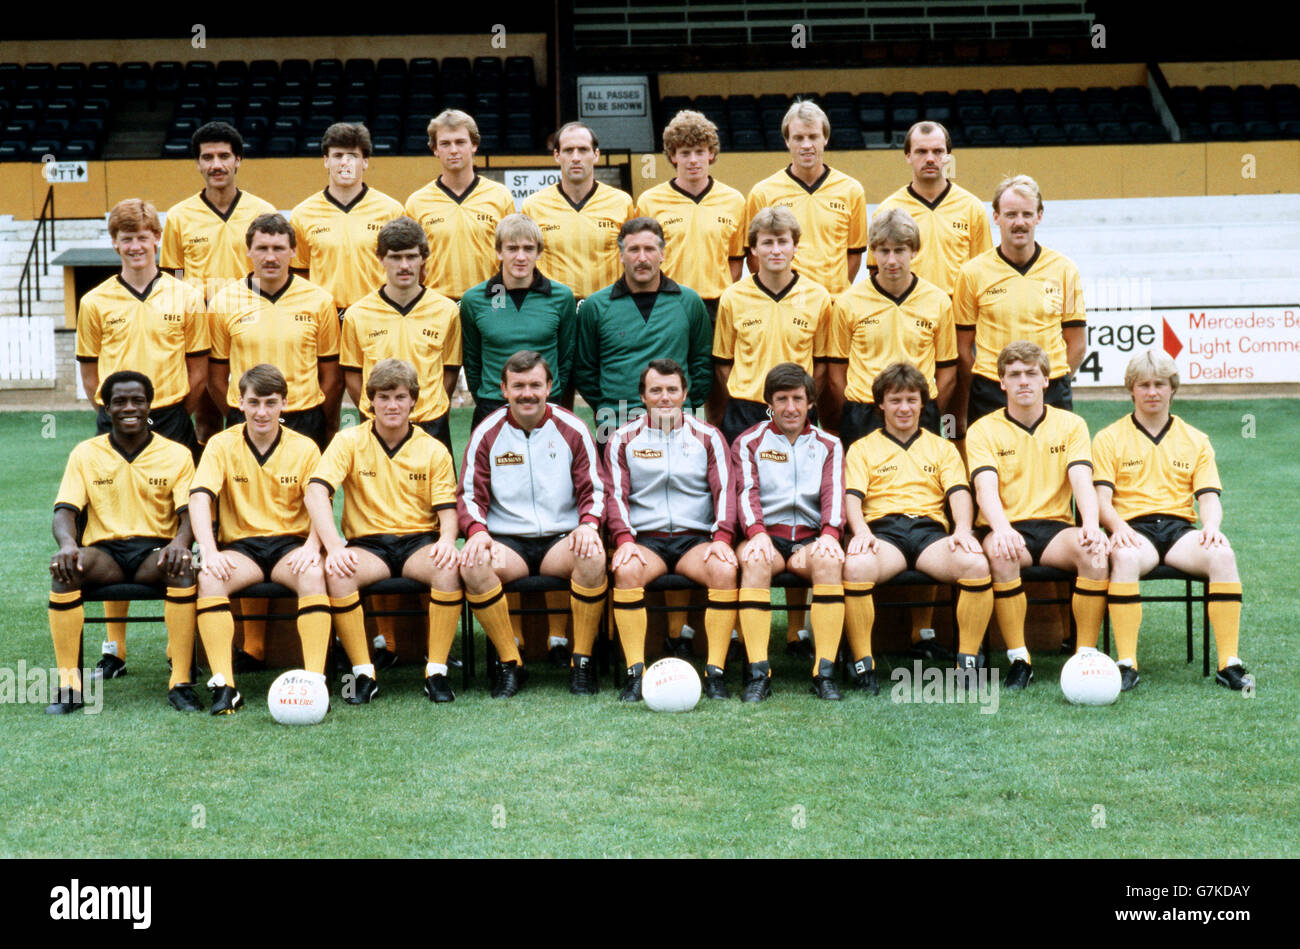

{"left": 272, "top": 116, "right": 302, "bottom": 134}
{"left": 505, "top": 130, "right": 534, "bottom": 151}
{"left": 1064, "top": 123, "right": 1100, "bottom": 144}
{"left": 963, "top": 124, "right": 998, "bottom": 146}
{"left": 120, "top": 62, "right": 151, "bottom": 95}
{"left": 505, "top": 56, "right": 533, "bottom": 83}
{"left": 1210, "top": 120, "right": 1244, "bottom": 139}
{"left": 732, "top": 127, "right": 763, "bottom": 150}
{"left": 998, "top": 125, "right": 1033, "bottom": 146}
{"left": 1030, "top": 124, "right": 1067, "bottom": 145}
{"left": 1244, "top": 120, "right": 1280, "bottom": 139}
{"left": 1130, "top": 120, "right": 1167, "bottom": 143}
{"left": 313, "top": 59, "right": 343, "bottom": 81}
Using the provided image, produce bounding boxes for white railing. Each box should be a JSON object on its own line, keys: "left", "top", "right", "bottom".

{"left": 0, "top": 316, "right": 56, "bottom": 386}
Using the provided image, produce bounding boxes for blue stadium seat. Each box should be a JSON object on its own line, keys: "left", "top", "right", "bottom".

{"left": 265, "top": 135, "right": 297, "bottom": 156}
{"left": 120, "top": 62, "right": 151, "bottom": 95}
{"left": 371, "top": 135, "right": 398, "bottom": 154}
{"left": 161, "top": 138, "right": 190, "bottom": 157}
{"left": 1244, "top": 120, "right": 1280, "bottom": 139}
{"left": 1129, "top": 120, "right": 1166, "bottom": 143}
{"left": 998, "top": 125, "right": 1033, "bottom": 146}
{"left": 402, "top": 133, "right": 427, "bottom": 155}
{"left": 1030, "top": 124, "right": 1067, "bottom": 145}
{"left": 1020, "top": 87, "right": 1051, "bottom": 108}
{"left": 505, "top": 130, "right": 534, "bottom": 151}
{"left": 1064, "top": 123, "right": 1100, "bottom": 144}
{"left": 314, "top": 59, "right": 343, "bottom": 81}
{"left": 963, "top": 125, "right": 998, "bottom": 146}
{"left": 731, "top": 127, "right": 763, "bottom": 150}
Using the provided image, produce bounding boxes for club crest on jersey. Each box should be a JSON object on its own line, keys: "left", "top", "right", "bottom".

{"left": 759, "top": 449, "right": 789, "bottom": 463}
{"left": 632, "top": 449, "right": 663, "bottom": 459}
{"left": 495, "top": 451, "right": 525, "bottom": 466}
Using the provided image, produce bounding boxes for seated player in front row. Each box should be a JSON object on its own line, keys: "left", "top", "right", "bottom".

{"left": 188, "top": 364, "right": 329, "bottom": 715}
{"left": 1093, "top": 350, "right": 1252, "bottom": 691}
{"left": 304, "top": 358, "right": 463, "bottom": 705}
{"left": 48, "top": 371, "right": 198, "bottom": 713}
{"left": 605, "top": 359, "right": 739, "bottom": 701}
{"left": 965, "top": 341, "right": 1109, "bottom": 688}
{"left": 458, "top": 350, "right": 608, "bottom": 698}
{"left": 842, "top": 362, "right": 994, "bottom": 695}
{"left": 733, "top": 363, "right": 847, "bottom": 702}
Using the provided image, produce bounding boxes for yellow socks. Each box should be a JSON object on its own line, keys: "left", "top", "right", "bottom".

{"left": 810, "top": 584, "right": 844, "bottom": 672}
{"left": 612, "top": 587, "right": 647, "bottom": 669}
{"left": 1107, "top": 581, "right": 1142, "bottom": 668}
{"left": 468, "top": 584, "right": 522, "bottom": 665}
{"left": 196, "top": 595, "right": 236, "bottom": 686}
{"left": 911, "top": 597, "right": 937, "bottom": 644}
{"left": 738, "top": 587, "right": 771, "bottom": 664}
{"left": 705, "top": 588, "right": 738, "bottom": 669}
{"left": 1208, "top": 582, "right": 1243, "bottom": 670}
{"left": 956, "top": 577, "right": 993, "bottom": 655}
{"left": 48, "top": 590, "right": 84, "bottom": 691}
{"left": 103, "top": 599, "right": 128, "bottom": 661}
{"left": 843, "top": 580, "right": 874, "bottom": 663}
{"left": 993, "top": 579, "right": 1028, "bottom": 658}
{"left": 426, "top": 589, "right": 464, "bottom": 666}
{"left": 329, "top": 591, "right": 371, "bottom": 670}
{"left": 372, "top": 595, "right": 399, "bottom": 655}
{"left": 1072, "top": 577, "right": 1109, "bottom": 651}
{"left": 238, "top": 599, "right": 268, "bottom": 660}
{"left": 298, "top": 594, "right": 332, "bottom": 674}
{"left": 663, "top": 588, "right": 691, "bottom": 640}
{"left": 545, "top": 589, "right": 570, "bottom": 649}
{"left": 164, "top": 585, "right": 197, "bottom": 688}
{"left": 570, "top": 579, "right": 607, "bottom": 658}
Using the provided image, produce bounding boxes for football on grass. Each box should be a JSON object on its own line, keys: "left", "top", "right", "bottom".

{"left": 268, "top": 670, "right": 330, "bottom": 725}
{"left": 642, "top": 658, "right": 702, "bottom": 712}
{"left": 1060, "top": 649, "right": 1122, "bottom": 706}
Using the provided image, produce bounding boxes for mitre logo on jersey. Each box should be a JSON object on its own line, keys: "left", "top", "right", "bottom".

{"left": 106, "top": 316, "right": 126, "bottom": 327}
{"left": 308, "top": 224, "right": 330, "bottom": 236}
{"left": 759, "top": 449, "right": 789, "bottom": 463}
{"left": 239, "top": 314, "right": 258, "bottom": 324}
{"left": 877, "top": 464, "right": 898, "bottom": 474}
{"left": 742, "top": 318, "right": 763, "bottom": 328}
{"left": 189, "top": 236, "right": 208, "bottom": 245}
{"left": 661, "top": 215, "right": 684, "bottom": 226}
{"left": 359, "top": 468, "right": 376, "bottom": 477}
{"left": 233, "top": 474, "right": 248, "bottom": 483}
{"left": 92, "top": 477, "right": 113, "bottom": 486}
{"left": 495, "top": 451, "right": 525, "bottom": 466}
{"left": 632, "top": 449, "right": 662, "bottom": 459}
{"left": 540, "top": 223, "right": 561, "bottom": 231}
{"left": 1122, "top": 458, "right": 1143, "bottom": 468}
{"left": 427, "top": 216, "right": 446, "bottom": 226}
{"left": 368, "top": 328, "right": 388, "bottom": 339}
{"left": 984, "top": 287, "right": 1007, "bottom": 297}
{"left": 997, "top": 448, "right": 1015, "bottom": 457}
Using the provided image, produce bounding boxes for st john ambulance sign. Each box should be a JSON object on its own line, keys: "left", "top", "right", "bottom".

{"left": 577, "top": 75, "right": 653, "bottom": 152}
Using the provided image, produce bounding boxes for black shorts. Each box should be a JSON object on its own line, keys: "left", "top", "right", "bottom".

{"left": 349, "top": 532, "right": 439, "bottom": 576}
{"left": 226, "top": 405, "right": 328, "bottom": 452}
{"left": 224, "top": 534, "right": 305, "bottom": 580}
{"left": 415, "top": 412, "right": 454, "bottom": 459}
{"left": 496, "top": 533, "right": 566, "bottom": 576}
{"left": 968, "top": 373, "right": 1073, "bottom": 426}
{"left": 1128, "top": 514, "right": 1196, "bottom": 561}
{"left": 702, "top": 298, "right": 720, "bottom": 324}
{"left": 839, "top": 400, "right": 941, "bottom": 449}
{"left": 92, "top": 537, "right": 168, "bottom": 577}
{"left": 97, "top": 401, "right": 198, "bottom": 459}
{"left": 471, "top": 397, "right": 507, "bottom": 431}
{"left": 868, "top": 515, "right": 949, "bottom": 571}
{"left": 639, "top": 532, "right": 710, "bottom": 573}
{"left": 771, "top": 535, "right": 805, "bottom": 562}
{"left": 979, "top": 518, "right": 1070, "bottom": 565}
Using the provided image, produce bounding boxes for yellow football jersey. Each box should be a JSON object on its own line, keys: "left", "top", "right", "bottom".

{"left": 1092, "top": 413, "right": 1222, "bottom": 523}
{"left": 521, "top": 181, "right": 635, "bottom": 299}
{"left": 714, "top": 274, "right": 833, "bottom": 403}
{"left": 845, "top": 428, "right": 969, "bottom": 525}
{"left": 635, "top": 178, "right": 745, "bottom": 300}
{"left": 404, "top": 174, "right": 517, "bottom": 299}
{"left": 966, "top": 406, "right": 1092, "bottom": 525}
{"left": 340, "top": 287, "right": 463, "bottom": 422}
{"left": 743, "top": 166, "right": 868, "bottom": 294}
{"left": 290, "top": 184, "right": 405, "bottom": 309}
{"left": 830, "top": 274, "right": 956, "bottom": 403}
{"left": 868, "top": 182, "right": 992, "bottom": 294}
{"left": 160, "top": 190, "right": 277, "bottom": 299}
{"left": 208, "top": 274, "right": 340, "bottom": 413}
{"left": 952, "top": 244, "right": 1085, "bottom": 382}
{"left": 191, "top": 423, "right": 320, "bottom": 543}
{"left": 311, "top": 420, "right": 457, "bottom": 539}
{"left": 75, "top": 273, "right": 208, "bottom": 408}
{"left": 55, "top": 432, "right": 194, "bottom": 546}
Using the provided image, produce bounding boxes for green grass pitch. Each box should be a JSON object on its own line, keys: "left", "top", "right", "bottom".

{"left": 1, "top": 399, "right": 1296, "bottom": 858}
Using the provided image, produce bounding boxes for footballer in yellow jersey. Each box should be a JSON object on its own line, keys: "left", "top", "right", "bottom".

{"left": 743, "top": 101, "right": 867, "bottom": 294}
{"left": 842, "top": 362, "right": 993, "bottom": 692}
{"left": 290, "top": 123, "right": 405, "bottom": 310}
{"left": 47, "top": 371, "right": 198, "bottom": 712}
{"left": 341, "top": 220, "right": 462, "bottom": 452}
{"left": 954, "top": 174, "right": 1086, "bottom": 426}
{"left": 713, "top": 207, "right": 832, "bottom": 442}
{"left": 207, "top": 215, "right": 341, "bottom": 448}
{"left": 636, "top": 110, "right": 745, "bottom": 310}
{"left": 189, "top": 365, "right": 330, "bottom": 712}
{"left": 304, "top": 359, "right": 463, "bottom": 704}
{"left": 521, "top": 122, "right": 634, "bottom": 300}
{"left": 1093, "top": 351, "right": 1249, "bottom": 689}
{"left": 829, "top": 209, "right": 957, "bottom": 445}
{"left": 867, "top": 122, "right": 992, "bottom": 294}
{"left": 965, "top": 342, "right": 1107, "bottom": 687}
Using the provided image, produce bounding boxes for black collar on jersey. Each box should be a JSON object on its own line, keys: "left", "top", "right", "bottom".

{"left": 996, "top": 243, "right": 1042, "bottom": 276}
{"left": 371, "top": 419, "right": 415, "bottom": 458}
{"left": 506, "top": 402, "right": 553, "bottom": 432}
{"left": 115, "top": 271, "right": 164, "bottom": 303}
{"left": 870, "top": 272, "right": 918, "bottom": 306}
{"left": 323, "top": 182, "right": 369, "bottom": 213}
{"left": 485, "top": 268, "right": 552, "bottom": 298}
{"left": 379, "top": 286, "right": 427, "bottom": 316}
{"left": 881, "top": 426, "right": 923, "bottom": 450}
{"left": 784, "top": 164, "right": 831, "bottom": 194}
{"left": 199, "top": 189, "right": 243, "bottom": 222}
{"left": 245, "top": 272, "right": 295, "bottom": 304}
{"left": 243, "top": 423, "right": 283, "bottom": 467}
{"left": 108, "top": 430, "right": 154, "bottom": 463}
{"left": 610, "top": 274, "right": 681, "bottom": 299}
{"left": 1003, "top": 405, "right": 1048, "bottom": 435}
{"left": 906, "top": 181, "right": 952, "bottom": 211}
{"left": 558, "top": 179, "right": 599, "bottom": 212}
{"left": 753, "top": 271, "right": 799, "bottom": 303}
{"left": 1131, "top": 412, "right": 1175, "bottom": 445}
{"left": 669, "top": 176, "right": 714, "bottom": 203}
{"left": 435, "top": 174, "right": 481, "bottom": 204}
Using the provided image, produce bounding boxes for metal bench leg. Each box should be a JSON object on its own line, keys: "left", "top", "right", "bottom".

{"left": 1202, "top": 581, "right": 1210, "bottom": 678}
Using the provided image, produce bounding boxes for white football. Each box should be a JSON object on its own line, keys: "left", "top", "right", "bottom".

{"left": 642, "top": 658, "right": 702, "bottom": 712}
{"left": 1060, "top": 648, "right": 1122, "bottom": 706}
{"left": 267, "top": 670, "right": 330, "bottom": 725}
